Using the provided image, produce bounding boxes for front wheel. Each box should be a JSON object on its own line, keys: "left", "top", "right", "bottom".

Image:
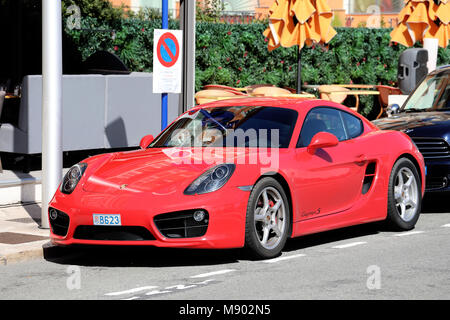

{"left": 386, "top": 158, "right": 422, "bottom": 230}
{"left": 244, "top": 177, "right": 290, "bottom": 259}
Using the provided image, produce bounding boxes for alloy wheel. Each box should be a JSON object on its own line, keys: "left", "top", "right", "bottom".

{"left": 393, "top": 167, "right": 419, "bottom": 222}
{"left": 253, "top": 187, "right": 287, "bottom": 250}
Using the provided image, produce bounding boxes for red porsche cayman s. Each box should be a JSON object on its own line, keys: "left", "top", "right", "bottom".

{"left": 48, "top": 97, "right": 425, "bottom": 259}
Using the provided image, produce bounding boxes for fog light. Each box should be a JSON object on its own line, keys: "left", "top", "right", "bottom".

{"left": 49, "top": 208, "right": 58, "bottom": 220}
{"left": 193, "top": 210, "right": 205, "bottom": 222}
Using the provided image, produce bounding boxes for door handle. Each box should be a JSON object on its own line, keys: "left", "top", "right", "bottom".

{"left": 354, "top": 154, "right": 367, "bottom": 165}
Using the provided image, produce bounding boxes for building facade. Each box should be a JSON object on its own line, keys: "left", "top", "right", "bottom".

{"left": 110, "top": 0, "right": 177, "bottom": 13}
{"left": 110, "top": 0, "right": 403, "bottom": 27}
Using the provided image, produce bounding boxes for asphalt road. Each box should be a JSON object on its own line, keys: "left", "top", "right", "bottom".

{"left": 0, "top": 193, "right": 449, "bottom": 301}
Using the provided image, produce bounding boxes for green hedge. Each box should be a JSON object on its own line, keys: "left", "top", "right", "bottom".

{"left": 65, "top": 19, "right": 450, "bottom": 116}
{"left": 64, "top": 17, "right": 179, "bottom": 72}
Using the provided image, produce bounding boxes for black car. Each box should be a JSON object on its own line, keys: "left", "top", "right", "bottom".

{"left": 373, "top": 65, "right": 450, "bottom": 193}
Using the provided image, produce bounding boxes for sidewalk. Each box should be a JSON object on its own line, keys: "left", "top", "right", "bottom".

{"left": 0, "top": 202, "right": 52, "bottom": 265}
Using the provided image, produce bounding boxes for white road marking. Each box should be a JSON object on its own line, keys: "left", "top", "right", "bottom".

{"left": 393, "top": 231, "right": 424, "bottom": 237}
{"left": 332, "top": 241, "right": 367, "bottom": 249}
{"left": 145, "top": 289, "right": 172, "bottom": 296}
{"left": 264, "top": 253, "right": 306, "bottom": 264}
{"left": 105, "top": 286, "right": 158, "bottom": 296}
{"left": 165, "top": 284, "right": 197, "bottom": 290}
{"left": 442, "top": 224, "right": 450, "bottom": 228}
{"left": 190, "top": 269, "right": 236, "bottom": 279}
{"left": 191, "top": 279, "right": 216, "bottom": 285}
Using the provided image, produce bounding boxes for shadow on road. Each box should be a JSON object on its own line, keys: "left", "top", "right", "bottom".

{"left": 44, "top": 244, "right": 243, "bottom": 268}
{"left": 44, "top": 222, "right": 388, "bottom": 267}
{"left": 421, "top": 192, "right": 450, "bottom": 214}
{"left": 283, "top": 222, "right": 382, "bottom": 252}
{"left": 43, "top": 193, "right": 448, "bottom": 267}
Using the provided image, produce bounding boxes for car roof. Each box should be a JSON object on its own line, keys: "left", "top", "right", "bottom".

{"left": 436, "top": 64, "right": 450, "bottom": 70}
{"left": 193, "top": 97, "right": 351, "bottom": 114}
{"left": 193, "top": 96, "right": 378, "bottom": 131}
{"left": 430, "top": 65, "right": 450, "bottom": 76}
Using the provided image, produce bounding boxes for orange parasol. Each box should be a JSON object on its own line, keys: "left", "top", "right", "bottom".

{"left": 263, "top": 0, "right": 337, "bottom": 92}
{"left": 390, "top": 0, "right": 449, "bottom": 48}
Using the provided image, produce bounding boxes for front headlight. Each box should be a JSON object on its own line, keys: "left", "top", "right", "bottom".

{"left": 60, "top": 163, "right": 87, "bottom": 194}
{"left": 184, "top": 164, "right": 235, "bottom": 195}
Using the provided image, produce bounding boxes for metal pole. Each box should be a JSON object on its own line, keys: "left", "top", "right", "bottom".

{"left": 41, "top": 0, "right": 63, "bottom": 229}
{"left": 161, "top": 0, "right": 169, "bottom": 130}
{"left": 179, "top": 0, "right": 196, "bottom": 114}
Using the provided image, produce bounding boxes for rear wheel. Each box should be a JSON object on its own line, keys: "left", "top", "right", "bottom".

{"left": 245, "top": 177, "right": 290, "bottom": 259}
{"left": 386, "top": 158, "right": 422, "bottom": 230}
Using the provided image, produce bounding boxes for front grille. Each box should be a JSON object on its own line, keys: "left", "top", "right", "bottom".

{"left": 73, "top": 226, "right": 156, "bottom": 241}
{"left": 412, "top": 137, "right": 450, "bottom": 159}
{"left": 48, "top": 208, "right": 70, "bottom": 237}
{"left": 154, "top": 210, "right": 209, "bottom": 239}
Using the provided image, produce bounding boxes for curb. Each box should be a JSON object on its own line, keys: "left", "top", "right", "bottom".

{"left": 0, "top": 246, "right": 45, "bottom": 265}
{"left": 0, "top": 241, "right": 69, "bottom": 266}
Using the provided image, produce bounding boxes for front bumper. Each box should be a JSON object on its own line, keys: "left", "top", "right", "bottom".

{"left": 424, "top": 158, "right": 450, "bottom": 192}
{"left": 48, "top": 186, "right": 250, "bottom": 249}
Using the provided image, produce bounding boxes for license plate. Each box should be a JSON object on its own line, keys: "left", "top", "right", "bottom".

{"left": 93, "top": 214, "right": 121, "bottom": 226}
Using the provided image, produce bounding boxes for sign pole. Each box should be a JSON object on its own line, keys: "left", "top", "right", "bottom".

{"left": 161, "top": 0, "right": 169, "bottom": 130}
{"left": 179, "top": 0, "right": 196, "bottom": 114}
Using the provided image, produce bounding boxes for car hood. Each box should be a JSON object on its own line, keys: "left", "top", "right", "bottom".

{"left": 82, "top": 147, "right": 255, "bottom": 194}
{"left": 373, "top": 111, "right": 450, "bottom": 137}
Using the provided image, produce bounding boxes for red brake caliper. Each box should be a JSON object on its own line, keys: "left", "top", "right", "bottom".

{"left": 269, "top": 200, "right": 276, "bottom": 224}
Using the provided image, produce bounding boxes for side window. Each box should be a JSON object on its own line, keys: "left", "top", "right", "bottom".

{"left": 297, "top": 107, "right": 347, "bottom": 147}
{"left": 340, "top": 111, "right": 364, "bottom": 139}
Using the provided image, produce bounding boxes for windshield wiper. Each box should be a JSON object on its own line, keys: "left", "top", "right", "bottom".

{"left": 403, "top": 108, "right": 429, "bottom": 113}
{"left": 199, "top": 109, "right": 227, "bottom": 132}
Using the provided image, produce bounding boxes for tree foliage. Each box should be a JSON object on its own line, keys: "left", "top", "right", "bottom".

{"left": 62, "top": 3, "right": 450, "bottom": 116}
{"left": 196, "top": 0, "right": 225, "bottom": 22}
{"left": 62, "top": 0, "right": 126, "bottom": 23}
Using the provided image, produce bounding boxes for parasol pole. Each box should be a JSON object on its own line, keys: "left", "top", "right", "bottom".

{"left": 296, "top": 47, "right": 302, "bottom": 94}
{"left": 423, "top": 38, "right": 438, "bottom": 72}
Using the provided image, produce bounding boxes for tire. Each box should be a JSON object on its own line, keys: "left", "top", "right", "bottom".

{"left": 386, "top": 157, "right": 422, "bottom": 230}
{"left": 244, "top": 177, "right": 291, "bottom": 259}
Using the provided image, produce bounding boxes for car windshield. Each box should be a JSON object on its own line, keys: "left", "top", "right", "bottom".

{"left": 149, "top": 106, "right": 298, "bottom": 148}
{"left": 401, "top": 70, "right": 450, "bottom": 112}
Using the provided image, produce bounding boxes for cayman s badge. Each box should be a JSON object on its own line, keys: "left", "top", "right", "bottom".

{"left": 119, "top": 184, "right": 128, "bottom": 190}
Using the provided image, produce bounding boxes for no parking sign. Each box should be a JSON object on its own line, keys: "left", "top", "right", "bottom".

{"left": 153, "top": 29, "right": 183, "bottom": 93}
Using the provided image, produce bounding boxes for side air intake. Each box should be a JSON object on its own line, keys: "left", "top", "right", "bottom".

{"left": 362, "top": 162, "right": 377, "bottom": 194}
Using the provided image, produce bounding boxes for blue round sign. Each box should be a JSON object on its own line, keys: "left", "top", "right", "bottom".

{"left": 157, "top": 32, "right": 180, "bottom": 68}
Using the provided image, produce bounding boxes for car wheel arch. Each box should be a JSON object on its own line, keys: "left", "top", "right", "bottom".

{"left": 385, "top": 154, "right": 423, "bottom": 230}
{"left": 395, "top": 153, "right": 423, "bottom": 189}
{"left": 253, "top": 171, "right": 294, "bottom": 238}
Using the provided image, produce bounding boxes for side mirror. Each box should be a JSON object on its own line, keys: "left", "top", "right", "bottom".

{"left": 307, "top": 132, "right": 339, "bottom": 155}
{"left": 139, "top": 134, "right": 154, "bottom": 149}
{"left": 387, "top": 103, "right": 400, "bottom": 117}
